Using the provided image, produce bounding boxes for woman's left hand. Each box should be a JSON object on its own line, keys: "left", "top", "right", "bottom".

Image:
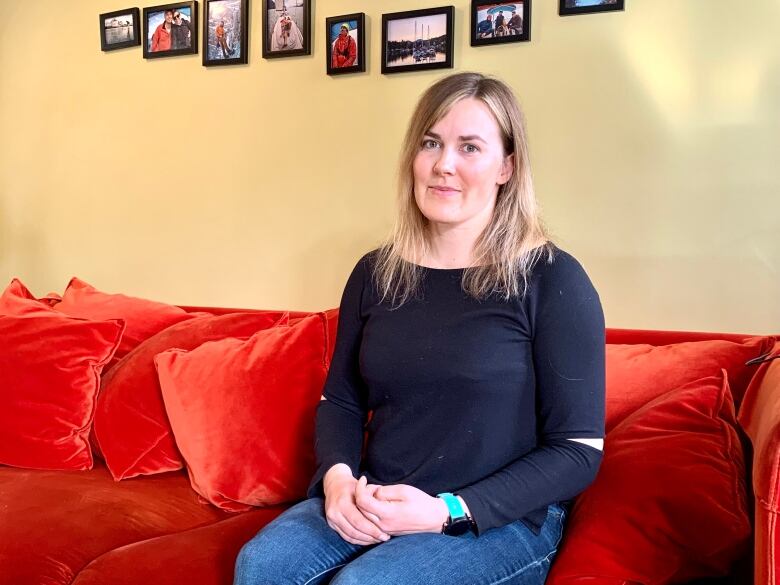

{"left": 353, "top": 476, "right": 450, "bottom": 536}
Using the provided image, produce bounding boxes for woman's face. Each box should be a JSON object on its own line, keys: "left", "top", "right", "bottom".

{"left": 413, "top": 98, "right": 513, "bottom": 233}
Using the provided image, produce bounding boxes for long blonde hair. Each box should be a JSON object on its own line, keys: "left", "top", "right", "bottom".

{"left": 374, "top": 72, "right": 552, "bottom": 307}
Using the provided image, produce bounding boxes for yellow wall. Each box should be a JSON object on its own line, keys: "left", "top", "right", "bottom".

{"left": 1, "top": 0, "right": 778, "bottom": 333}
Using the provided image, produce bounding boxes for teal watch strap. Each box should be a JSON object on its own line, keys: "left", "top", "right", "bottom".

{"left": 437, "top": 492, "right": 466, "bottom": 521}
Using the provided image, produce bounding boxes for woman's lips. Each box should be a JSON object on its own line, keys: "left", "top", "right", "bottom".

{"left": 429, "top": 186, "right": 460, "bottom": 195}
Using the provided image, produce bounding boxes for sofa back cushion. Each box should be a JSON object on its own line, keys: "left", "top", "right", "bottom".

{"left": 605, "top": 335, "right": 774, "bottom": 431}
{"left": 547, "top": 372, "right": 751, "bottom": 584}
{"left": 0, "top": 312, "right": 124, "bottom": 470}
{"left": 155, "top": 313, "right": 329, "bottom": 511}
{"left": 0, "top": 278, "right": 58, "bottom": 316}
{"left": 94, "top": 311, "right": 288, "bottom": 480}
{"left": 54, "top": 277, "right": 201, "bottom": 367}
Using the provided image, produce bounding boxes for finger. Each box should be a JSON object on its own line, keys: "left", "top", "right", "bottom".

{"left": 363, "top": 510, "right": 382, "bottom": 525}
{"left": 355, "top": 475, "right": 367, "bottom": 500}
{"left": 345, "top": 507, "right": 390, "bottom": 542}
{"left": 354, "top": 491, "right": 391, "bottom": 518}
{"left": 328, "top": 516, "right": 379, "bottom": 546}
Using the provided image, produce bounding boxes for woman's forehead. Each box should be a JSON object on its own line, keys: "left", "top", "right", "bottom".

{"left": 427, "top": 99, "right": 501, "bottom": 138}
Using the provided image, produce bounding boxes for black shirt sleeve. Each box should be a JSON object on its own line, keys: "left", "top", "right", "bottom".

{"left": 457, "top": 251, "right": 606, "bottom": 534}
{"left": 306, "top": 256, "right": 370, "bottom": 498}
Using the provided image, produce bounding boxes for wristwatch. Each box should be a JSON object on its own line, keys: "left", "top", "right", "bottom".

{"left": 437, "top": 492, "right": 476, "bottom": 536}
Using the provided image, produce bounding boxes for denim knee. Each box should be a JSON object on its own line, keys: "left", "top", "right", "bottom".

{"left": 234, "top": 537, "right": 266, "bottom": 585}
{"left": 329, "top": 566, "right": 366, "bottom": 585}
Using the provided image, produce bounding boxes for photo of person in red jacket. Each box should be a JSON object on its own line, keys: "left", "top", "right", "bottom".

{"left": 326, "top": 14, "right": 364, "bottom": 75}
{"left": 150, "top": 9, "right": 174, "bottom": 52}
{"left": 331, "top": 22, "right": 357, "bottom": 69}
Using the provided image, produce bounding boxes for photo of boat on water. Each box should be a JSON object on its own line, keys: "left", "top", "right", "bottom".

{"left": 381, "top": 6, "right": 454, "bottom": 75}
{"left": 387, "top": 15, "right": 447, "bottom": 67}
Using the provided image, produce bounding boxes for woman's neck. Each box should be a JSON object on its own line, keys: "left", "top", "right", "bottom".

{"left": 422, "top": 225, "right": 482, "bottom": 269}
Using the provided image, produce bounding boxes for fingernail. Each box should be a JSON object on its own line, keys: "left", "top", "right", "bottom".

{"left": 381, "top": 534, "right": 390, "bottom": 541}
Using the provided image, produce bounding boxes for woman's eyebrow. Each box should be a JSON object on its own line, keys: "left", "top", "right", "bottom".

{"left": 424, "top": 131, "right": 486, "bottom": 143}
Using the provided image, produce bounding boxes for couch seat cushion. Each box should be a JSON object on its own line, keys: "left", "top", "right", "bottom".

{"left": 0, "top": 461, "right": 229, "bottom": 585}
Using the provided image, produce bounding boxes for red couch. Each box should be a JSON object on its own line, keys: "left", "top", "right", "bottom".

{"left": 1, "top": 298, "right": 778, "bottom": 585}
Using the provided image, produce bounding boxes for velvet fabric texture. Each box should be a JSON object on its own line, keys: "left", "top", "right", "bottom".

{"left": 94, "top": 311, "right": 288, "bottom": 480}
{"left": 0, "top": 312, "right": 124, "bottom": 470}
{"left": 70, "top": 507, "right": 285, "bottom": 585}
{"left": 54, "top": 277, "right": 202, "bottom": 366}
{"left": 547, "top": 373, "right": 751, "bottom": 585}
{"left": 155, "top": 313, "right": 329, "bottom": 511}
{"left": 737, "top": 341, "right": 780, "bottom": 585}
{"left": 0, "top": 461, "right": 231, "bottom": 585}
{"left": 605, "top": 336, "right": 774, "bottom": 431}
{"left": 0, "top": 278, "right": 59, "bottom": 315}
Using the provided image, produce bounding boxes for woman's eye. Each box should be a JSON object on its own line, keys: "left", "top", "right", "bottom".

{"left": 422, "top": 139, "right": 440, "bottom": 149}
{"left": 462, "top": 143, "right": 479, "bottom": 154}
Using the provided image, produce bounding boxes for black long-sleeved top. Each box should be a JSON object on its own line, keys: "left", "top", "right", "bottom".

{"left": 307, "top": 247, "right": 605, "bottom": 535}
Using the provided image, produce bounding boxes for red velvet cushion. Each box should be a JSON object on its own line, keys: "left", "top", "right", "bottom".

{"left": 736, "top": 341, "right": 780, "bottom": 585}
{"left": 70, "top": 506, "right": 285, "bottom": 585}
{"left": 155, "top": 313, "right": 329, "bottom": 511}
{"left": 95, "top": 311, "right": 288, "bottom": 480}
{"left": 547, "top": 372, "right": 751, "bottom": 585}
{"left": 0, "top": 312, "right": 124, "bottom": 470}
{"left": 0, "top": 461, "right": 230, "bottom": 585}
{"left": 605, "top": 335, "right": 774, "bottom": 431}
{"left": 54, "top": 277, "right": 200, "bottom": 365}
{"left": 0, "top": 278, "right": 58, "bottom": 315}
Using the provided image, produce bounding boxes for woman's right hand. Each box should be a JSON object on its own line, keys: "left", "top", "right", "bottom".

{"left": 323, "top": 464, "right": 391, "bottom": 546}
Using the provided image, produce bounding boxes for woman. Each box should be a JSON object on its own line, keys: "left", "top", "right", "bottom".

{"left": 234, "top": 72, "right": 605, "bottom": 585}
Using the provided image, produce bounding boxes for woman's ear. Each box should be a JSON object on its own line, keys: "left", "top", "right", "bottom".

{"left": 497, "top": 153, "right": 515, "bottom": 185}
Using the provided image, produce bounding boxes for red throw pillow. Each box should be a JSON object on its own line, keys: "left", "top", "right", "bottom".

{"left": 54, "top": 277, "right": 200, "bottom": 365}
{"left": 94, "top": 311, "right": 288, "bottom": 480}
{"left": 0, "top": 313, "right": 124, "bottom": 470}
{"left": 606, "top": 336, "right": 774, "bottom": 431}
{"left": 547, "top": 372, "right": 750, "bottom": 585}
{"left": 154, "top": 313, "right": 329, "bottom": 511}
{"left": 0, "top": 279, "right": 58, "bottom": 316}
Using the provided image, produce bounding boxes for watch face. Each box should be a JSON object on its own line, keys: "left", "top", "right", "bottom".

{"left": 443, "top": 518, "right": 474, "bottom": 536}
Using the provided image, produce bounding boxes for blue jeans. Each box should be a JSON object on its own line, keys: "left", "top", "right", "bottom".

{"left": 234, "top": 498, "right": 566, "bottom": 585}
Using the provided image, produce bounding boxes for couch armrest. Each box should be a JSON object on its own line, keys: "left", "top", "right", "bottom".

{"left": 737, "top": 344, "right": 780, "bottom": 585}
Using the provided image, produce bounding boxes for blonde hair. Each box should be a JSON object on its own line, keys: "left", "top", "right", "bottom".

{"left": 374, "top": 72, "right": 552, "bottom": 307}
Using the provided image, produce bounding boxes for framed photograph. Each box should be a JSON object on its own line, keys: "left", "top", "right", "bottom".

{"left": 262, "top": 0, "right": 311, "bottom": 59}
{"left": 559, "top": 0, "right": 624, "bottom": 16}
{"left": 100, "top": 8, "right": 141, "bottom": 51}
{"left": 471, "top": 1, "right": 530, "bottom": 46}
{"left": 203, "top": 0, "right": 248, "bottom": 66}
{"left": 143, "top": 1, "right": 199, "bottom": 59}
{"left": 326, "top": 13, "right": 365, "bottom": 75}
{"left": 381, "top": 6, "right": 454, "bottom": 75}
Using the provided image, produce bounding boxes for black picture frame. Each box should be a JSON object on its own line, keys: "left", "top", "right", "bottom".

{"left": 381, "top": 6, "right": 454, "bottom": 75}
{"left": 100, "top": 7, "right": 142, "bottom": 51}
{"left": 262, "top": 0, "right": 311, "bottom": 59}
{"left": 143, "top": 1, "right": 199, "bottom": 59}
{"left": 559, "top": 0, "right": 624, "bottom": 16}
{"left": 325, "top": 13, "right": 366, "bottom": 75}
{"left": 471, "top": 1, "right": 530, "bottom": 46}
{"left": 203, "top": 0, "right": 249, "bottom": 66}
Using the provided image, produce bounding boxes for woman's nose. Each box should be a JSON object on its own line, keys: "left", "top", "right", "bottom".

{"left": 433, "top": 148, "right": 456, "bottom": 175}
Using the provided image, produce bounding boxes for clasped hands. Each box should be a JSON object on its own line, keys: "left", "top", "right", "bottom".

{"left": 322, "top": 464, "right": 450, "bottom": 546}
